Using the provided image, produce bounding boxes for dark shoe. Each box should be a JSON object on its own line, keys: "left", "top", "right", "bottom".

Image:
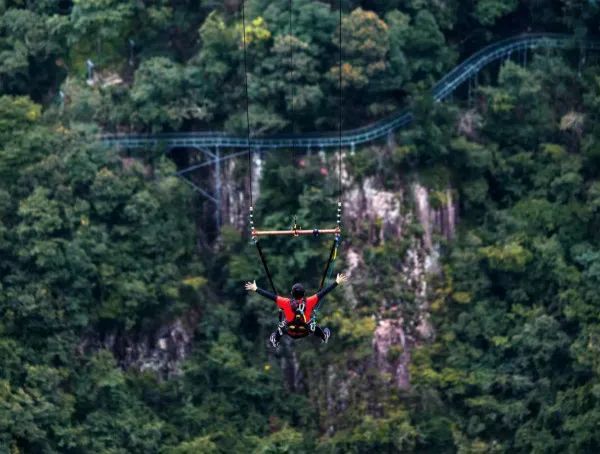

{"left": 322, "top": 327, "right": 331, "bottom": 344}
{"left": 277, "top": 320, "right": 287, "bottom": 336}
{"left": 270, "top": 332, "right": 280, "bottom": 349}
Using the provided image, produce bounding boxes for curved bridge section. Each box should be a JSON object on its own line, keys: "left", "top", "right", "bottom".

{"left": 101, "top": 33, "right": 599, "bottom": 152}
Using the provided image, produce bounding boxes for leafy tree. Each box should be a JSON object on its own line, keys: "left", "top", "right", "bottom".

{"left": 130, "top": 57, "right": 196, "bottom": 131}
{"left": 480, "top": 56, "right": 585, "bottom": 153}
{"left": 188, "top": 11, "right": 243, "bottom": 131}
{"left": 0, "top": 9, "right": 66, "bottom": 98}
{"left": 69, "top": 0, "right": 134, "bottom": 64}
{"left": 330, "top": 8, "right": 389, "bottom": 91}
{"left": 473, "top": 0, "right": 519, "bottom": 25}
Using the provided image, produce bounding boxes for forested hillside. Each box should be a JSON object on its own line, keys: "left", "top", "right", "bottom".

{"left": 1, "top": 0, "right": 600, "bottom": 452}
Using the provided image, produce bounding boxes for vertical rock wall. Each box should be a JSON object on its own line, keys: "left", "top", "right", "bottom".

{"left": 344, "top": 177, "right": 458, "bottom": 390}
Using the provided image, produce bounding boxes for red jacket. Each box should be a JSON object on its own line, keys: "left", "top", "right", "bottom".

{"left": 256, "top": 282, "right": 338, "bottom": 322}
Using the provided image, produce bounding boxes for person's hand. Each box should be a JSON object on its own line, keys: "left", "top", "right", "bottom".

{"left": 245, "top": 280, "right": 257, "bottom": 292}
{"left": 335, "top": 273, "right": 348, "bottom": 285}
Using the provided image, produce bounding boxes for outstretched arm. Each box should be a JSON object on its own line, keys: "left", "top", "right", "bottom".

{"left": 316, "top": 273, "right": 348, "bottom": 300}
{"left": 244, "top": 280, "right": 277, "bottom": 301}
{"left": 305, "top": 273, "right": 348, "bottom": 316}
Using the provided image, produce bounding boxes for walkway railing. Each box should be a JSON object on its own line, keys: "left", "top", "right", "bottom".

{"left": 100, "top": 34, "right": 600, "bottom": 152}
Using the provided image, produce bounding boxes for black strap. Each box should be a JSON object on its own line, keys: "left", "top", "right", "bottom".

{"left": 255, "top": 240, "right": 278, "bottom": 295}
{"left": 319, "top": 237, "right": 339, "bottom": 290}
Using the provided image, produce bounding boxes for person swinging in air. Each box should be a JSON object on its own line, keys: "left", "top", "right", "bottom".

{"left": 245, "top": 273, "right": 348, "bottom": 348}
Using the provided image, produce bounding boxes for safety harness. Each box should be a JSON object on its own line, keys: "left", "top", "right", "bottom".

{"left": 283, "top": 297, "right": 311, "bottom": 339}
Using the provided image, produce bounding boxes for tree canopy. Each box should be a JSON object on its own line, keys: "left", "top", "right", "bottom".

{"left": 1, "top": 0, "right": 600, "bottom": 452}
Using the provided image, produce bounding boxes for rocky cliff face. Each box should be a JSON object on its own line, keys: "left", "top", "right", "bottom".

{"left": 81, "top": 310, "right": 199, "bottom": 379}
{"left": 109, "top": 149, "right": 458, "bottom": 391}
{"left": 344, "top": 177, "right": 458, "bottom": 390}
{"left": 222, "top": 152, "right": 263, "bottom": 230}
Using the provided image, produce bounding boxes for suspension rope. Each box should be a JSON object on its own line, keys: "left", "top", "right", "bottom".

{"left": 338, "top": 0, "right": 343, "bottom": 201}
{"left": 241, "top": 0, "right": 253, "bottom": 207}
{"left": 243, "top": 1, "right": 277, "bottom": 294}
{"left": 315, "top": 0, "right": 344, "bottom": 295}
{"left": 244, "top": 0, "right": 345, "bottom": 301}
{"left": 289, "top": 0, "right": 295, "bottom": 156}
{"left": 319, "top": 235, "right": 340, "bottom": 290}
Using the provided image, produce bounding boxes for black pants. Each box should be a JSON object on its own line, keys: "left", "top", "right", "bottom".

{"left": 271, "top": 324, "right": 327, "bottom": 342}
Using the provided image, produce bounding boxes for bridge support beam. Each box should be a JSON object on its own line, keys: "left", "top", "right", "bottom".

{"left": 387, "top": 131, "right": 395, "bottom": 149}
{"left": 579, "top": 46, "right": 586, "bottom": 77}
{"left": 174, "top": 145, "right": 231, "bottom": 229}
{"left": 468, "top": 76, "right": 472, "bottom": 106}
{"left": 215, "top": 147, "right": 221, "bottom": 229}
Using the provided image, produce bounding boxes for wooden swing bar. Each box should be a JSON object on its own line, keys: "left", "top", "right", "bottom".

{"left": 252, "top": 227, "right": 340, "bottom": 237}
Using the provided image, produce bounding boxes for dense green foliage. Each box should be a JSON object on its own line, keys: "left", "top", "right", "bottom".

{"left": 2, "top": 0, "right": 600, "bottom": 452}
{"left": 408, "top": 56, "right": 600, "bottom": 452}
